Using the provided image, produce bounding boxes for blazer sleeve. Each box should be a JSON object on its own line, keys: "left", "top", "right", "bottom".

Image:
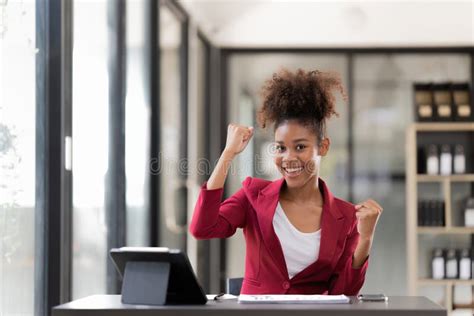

{"left": 328, "top": 218, "right": 369, "bottom": 296}
{"left": 189, "top": 177, "right": 251, "bottom": 239}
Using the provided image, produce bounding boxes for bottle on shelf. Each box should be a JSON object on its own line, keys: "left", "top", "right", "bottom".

{"left": 459, "top": 249, "right": 472, "bottom": 280}
{"left": 464, "top": 198, "right": 474, "bottom": 227}
{"left": 418, "top": 200, "right": 445, "bottom": 227}
{"left": 432, "top": 200, "right": 445, "bottom": 227}
{"left": 439, "top": 145, "right": 452, "bottom": 175}
{"left": 445, "top": 249, "right": 459, "bottom": 279}
{"left": 472, "top": 248, "right": 474, "bottom": 280}
{"left": 432, "top": 248, "right": 445, "bottom": 280}
{"left": 453, "top": 144, "right": 466, "bottom": 174}
{"left": 426, "top": 145, "right": 439, "bottom": 175}
{"left": 472, "top": 236, "right": 474, "bottom": 280}
{"left": 438, "top": 201, "right": 445, "bottom": 227}
{"left": 418, "top": 200, "right": 424, "bottom": 226}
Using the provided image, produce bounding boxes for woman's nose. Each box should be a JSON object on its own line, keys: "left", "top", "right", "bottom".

{"left": 282, "top": 149, "right": 298, "bottom": 161}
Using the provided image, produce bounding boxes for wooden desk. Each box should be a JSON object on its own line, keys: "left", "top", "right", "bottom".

{"left": 53, "top": 295, "right": 446, "bottom": 316}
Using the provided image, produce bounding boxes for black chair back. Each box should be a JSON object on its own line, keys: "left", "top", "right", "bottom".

{"left": 226, "top": 277, "right": 243, "bottom": 296}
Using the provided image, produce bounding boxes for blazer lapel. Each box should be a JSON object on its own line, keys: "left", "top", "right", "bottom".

{"left": 255, "top": 178, "right": 288, "bottom": 279}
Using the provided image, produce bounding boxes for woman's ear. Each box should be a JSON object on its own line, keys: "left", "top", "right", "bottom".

{"left": 318, "top": 137, "right": 330, "bottom": 156}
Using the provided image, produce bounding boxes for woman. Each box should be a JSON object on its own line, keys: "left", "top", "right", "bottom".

{"left": 189, "top": 69, "right": 382, "bottom": 295}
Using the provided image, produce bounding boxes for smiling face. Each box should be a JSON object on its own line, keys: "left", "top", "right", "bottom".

{"left": 273, "top": 120, "right": 330, "bottom": 189}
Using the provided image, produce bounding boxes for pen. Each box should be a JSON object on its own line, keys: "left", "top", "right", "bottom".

{"left": 214, "top": 293, "right": 225, "bottom": 301}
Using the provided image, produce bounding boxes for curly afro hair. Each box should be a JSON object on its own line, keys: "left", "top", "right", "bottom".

{"left": 257, "top": 68, "right": 346, "bottom": 144}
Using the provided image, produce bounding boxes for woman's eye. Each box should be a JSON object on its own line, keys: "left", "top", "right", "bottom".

{"left": 275, "top": 145, "right": 285, "bottom": 153}
{"left": 296, "top": 144, "right": 306, "bottom": 151}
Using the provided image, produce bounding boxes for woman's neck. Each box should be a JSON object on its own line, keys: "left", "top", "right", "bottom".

{"left": 281, "top": 176, "right": 323, "bottom": 206}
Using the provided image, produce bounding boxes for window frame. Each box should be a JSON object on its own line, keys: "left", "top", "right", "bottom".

{"left": 105, "top": 0, "right": 127, "bottom": 295}
{"left": 35, "top": 0, "right": 73, "bottom": 314}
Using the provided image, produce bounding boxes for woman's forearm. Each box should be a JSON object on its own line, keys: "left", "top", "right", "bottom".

{"left": 352, "top": 236, "right": 372, "bottom": 268}
{"left": 206, "top": 150, "right": 236, "bottom": 190}
{"left": 206, "top": 124, "right": 253, "bottom": 190}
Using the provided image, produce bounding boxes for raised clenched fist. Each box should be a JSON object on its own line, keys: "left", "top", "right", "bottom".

{"left": 224, "top": 124, "right": 254, "bottom": 156}
{"left": 355, "top": 199, "right": 383, "bottom": 240}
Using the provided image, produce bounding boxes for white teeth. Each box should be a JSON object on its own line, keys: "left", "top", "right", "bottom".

{"left": 285, "top": 167, "right": 303, "bottom": 173}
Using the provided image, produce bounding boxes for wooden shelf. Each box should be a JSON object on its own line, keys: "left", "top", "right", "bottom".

{"left": 418, "top": 279, "right": 474, "bottom": 286}
{"left": 417, "top": 174, "right": 474, "bottom": 182}
{"left": 413, "top": 122, "right": 474, "bottom": 132}
{"left": 407, "top": 122, "right": 474, "bottom": 316}
{"left": 417, "top": 227, "right": 474, "bottom": 234}
{"left": 453, "top": 304, "right": 474, "bottom": 309}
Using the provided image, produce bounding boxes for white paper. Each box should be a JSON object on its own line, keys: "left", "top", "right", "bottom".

{"left": 118, "top": 247, "right": 170, "bottom": 252}
{"left": 238, "top": 294, "right": 351, "bottom": 304}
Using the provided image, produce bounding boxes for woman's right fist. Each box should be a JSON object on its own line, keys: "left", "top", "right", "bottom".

{"left": 224, "top": 124, "right": 254, "bottom": 156}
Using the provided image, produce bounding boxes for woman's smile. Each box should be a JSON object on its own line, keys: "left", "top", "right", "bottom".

{"left": 282, "top": 165, "right": 304, "bottom": 178}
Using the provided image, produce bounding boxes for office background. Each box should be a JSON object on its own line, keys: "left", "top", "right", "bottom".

{"left": 0, "top": 0, "right": 473, "bottom": 315}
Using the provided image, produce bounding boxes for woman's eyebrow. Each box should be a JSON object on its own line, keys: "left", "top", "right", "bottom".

{"left": 292, "top": 138, "right": 309, "bottom": 143}
{"left": 275, "top": 138, "right": 309, "bottom": 144}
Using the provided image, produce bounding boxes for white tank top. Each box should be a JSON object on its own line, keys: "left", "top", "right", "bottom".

{"left": 272, "top": 202, "right": 321, "bottom": 279}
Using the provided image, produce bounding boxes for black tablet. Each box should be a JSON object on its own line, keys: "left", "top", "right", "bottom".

{"left": 110, "top": 247, "right": 207, "bottom": 305}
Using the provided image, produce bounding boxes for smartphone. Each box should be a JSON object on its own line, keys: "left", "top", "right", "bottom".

{"left": 357, "top": 294, "right": 388, "bottom": 302}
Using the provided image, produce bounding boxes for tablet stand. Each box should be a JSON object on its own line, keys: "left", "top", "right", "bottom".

{"left": 121, "top": 261, "right": 171, "bottom": 305}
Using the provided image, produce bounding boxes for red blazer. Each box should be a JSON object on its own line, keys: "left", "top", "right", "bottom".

{"left": 189, "top": 176, "right": 369, "bottom": 295}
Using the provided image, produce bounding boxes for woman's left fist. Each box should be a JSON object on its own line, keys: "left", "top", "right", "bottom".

{"left": 355, "top": 199, "right": 383, "bottom": 239}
